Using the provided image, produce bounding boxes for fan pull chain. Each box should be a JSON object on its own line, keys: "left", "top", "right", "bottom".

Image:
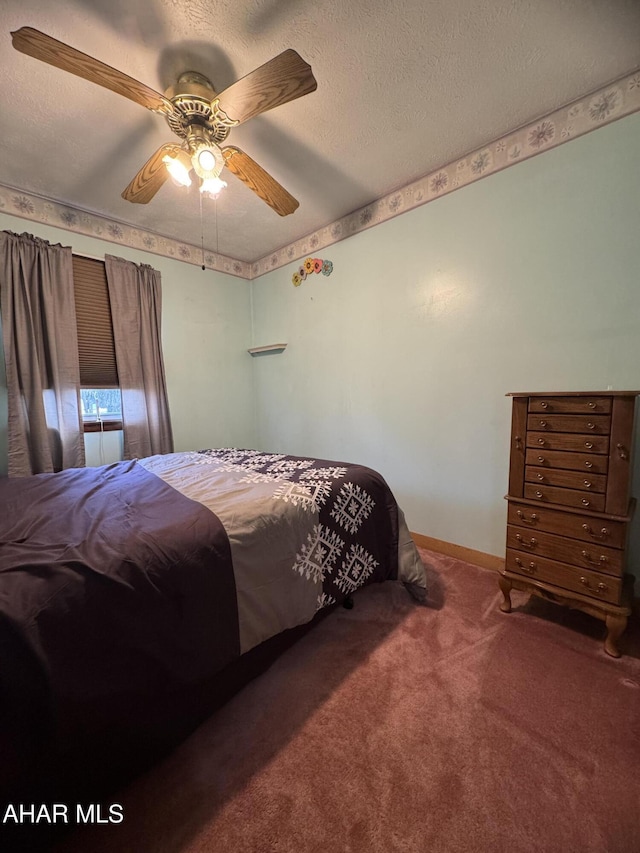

{"left": 199, "top": 190, "right": 205, "bottom": 270}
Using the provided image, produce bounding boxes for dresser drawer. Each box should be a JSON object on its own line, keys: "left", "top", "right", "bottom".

{"left": 526, "top": 414, "right": 611, "bottom": 434}
{"left": 506, "top": 525, "right": 623, "bottom": 576}
{"left": 507, "top": 502, "right": 626, "bottom": 548}
{"left": 505, "top": 548, "right": 622, "bottom": 604}
{"left": 524, "top": 483, "right": 606, "bottom": 512}
{"left": 529, "top": 396, "right": 612, "bottom": 415}
{"left": 525, "top": 448, "right": 608, "bottom": 474}
{"left": 527, "top": 431, "right": 609, "bottom": 454}
{"left": 525, "top": 465, "right": 606, "bottom": 493}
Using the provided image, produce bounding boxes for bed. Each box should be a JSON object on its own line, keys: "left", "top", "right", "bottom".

{"left": 0, "top": 447, "right": 426, "bottom": 808}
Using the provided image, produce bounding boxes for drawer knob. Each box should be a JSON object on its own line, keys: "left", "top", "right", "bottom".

{"left": 585, "top": 441, "right": 593, "bottom": 449}
{"left": 540, "top": 402, "right": 548, "bottom": 409}
{"left": 537, "top": 473, "right": 545, "bottom": 481}
{"left": 537, "top": 455, "right": 545, "bottom": 463}
{"left": 584, "top": 461, "right": 593, "bottom": 468}
{"left": 581, "top": 550, "right": 608, "bottom": 564}
{"left": 580, "top": 578, "right": 607, "bottom": 594}
{"left": 581, "top": 523, "right": 609, "bottom": 540}
{"left": 516, "top": 534, "right": 537, "bottom": 548}
{"left": 515, "top": 557, "right": 536, "bottom": 574}
{"left": 537, "top": 438, "right": 546, "bottom": 446}
{"left": 581, "top": 498, "right": 590, "bottom": 506}
{"left": 587, "top": 422, "right": 595, "bottom": 430}
{"left": 588, "top": 402, "right": 596, "bottom": 409}
{"left": 516, "top": 510, "right": 538, "bottom": 524}
{"left": 535, "top": 490, "right": 543, "bottom": 498}
{"left": 539, "top": 420, "right": 547, "bottom": 428}
{"left": 583, "top": 480, "right": 592, "bottom": 488}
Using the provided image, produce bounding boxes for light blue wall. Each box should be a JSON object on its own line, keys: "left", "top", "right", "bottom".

{"left": 250, "top": 113, "right": 640, "bottom": 566}
{"left": 0, "top": 212, "right": 256, "bottom": 473}
{"left": 2, "top": 114, "right": 639, "bottom": 574}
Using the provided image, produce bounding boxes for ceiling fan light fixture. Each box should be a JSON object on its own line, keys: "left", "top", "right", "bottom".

{"left": 162, "top": 149, "right": 192, "bottom": 187}
{"left": 200, "top": 176, "right": 227, "bottom": 198}
{"left": 197, "top": 149, "right": 217, "bottom": 171}
{"left": 190, "top": 139, "right": 225, "bottom": 182}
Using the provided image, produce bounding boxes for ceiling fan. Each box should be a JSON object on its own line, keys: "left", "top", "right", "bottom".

{"left": 10, "top": 27, "right": 318, "bottom": 216}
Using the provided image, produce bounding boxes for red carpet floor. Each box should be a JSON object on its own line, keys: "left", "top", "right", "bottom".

{"left": 55, "top": 549, "right": 640, "bottom": 853}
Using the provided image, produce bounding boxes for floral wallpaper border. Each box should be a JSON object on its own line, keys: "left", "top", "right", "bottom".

{"left": 0, "top": 190, "right": 252, "bottom": 279}
{"left": 252, "top": 70, "right": 640, "bottom": 278}
{"left": 1, "top": 69, "right": 639, "bottom": 282}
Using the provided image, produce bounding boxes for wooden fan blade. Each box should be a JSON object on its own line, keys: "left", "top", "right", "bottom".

{"left": 222, "top": 146, "right": 299, "bottom": 216}
{"left": 215, "top": 49, "right": 316, "bottom": 125}
{"left": 122, "top": 144, "right": 183, "bottom": 204}
{"left": 11, "top": 27, "right": 175, "bottom": 116}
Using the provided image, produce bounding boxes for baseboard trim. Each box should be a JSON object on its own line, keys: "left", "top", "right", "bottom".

{"left": 409, "top": 533, "right": 640, "bottom": 611}
{"left": 410, "top": 532, "right": 504, "bottom": 573}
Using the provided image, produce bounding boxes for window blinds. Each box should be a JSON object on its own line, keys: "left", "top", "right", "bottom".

{"left": 72, "top": 255, "right": 119, "bottom": 388}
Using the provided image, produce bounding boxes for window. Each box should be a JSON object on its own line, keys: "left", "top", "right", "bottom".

{"left": 72, "top": 255, "right": 122, "bottom": 432}
{"left": 80, "top": 388, "right": 122, "bottom": 421}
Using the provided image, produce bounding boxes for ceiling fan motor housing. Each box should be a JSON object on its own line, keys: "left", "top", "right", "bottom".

{"left": 164, "top": 71, "right": 235, "bottom": 145}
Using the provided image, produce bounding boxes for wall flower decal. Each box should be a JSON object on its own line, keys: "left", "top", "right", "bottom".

{"left": 292, "top": 258, "right": 333, "bottom": 286}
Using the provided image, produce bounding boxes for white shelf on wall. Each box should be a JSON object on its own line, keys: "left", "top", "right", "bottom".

{"left": 247, "top": 343, "right": 288, "bottom": 356}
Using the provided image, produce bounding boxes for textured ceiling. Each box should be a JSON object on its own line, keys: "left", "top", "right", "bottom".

{"left": 2, "top": 0, "right": 640, "bottom": 264}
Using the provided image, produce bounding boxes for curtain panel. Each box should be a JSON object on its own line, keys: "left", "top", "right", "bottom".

{"left": 105, "top": 255, "right": 173, "bottom": 459}
{"left": 0, "top": 231, "right": 85, "bottom": 476}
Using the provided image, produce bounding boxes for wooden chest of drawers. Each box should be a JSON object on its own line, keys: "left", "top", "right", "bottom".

{"left": 500, "top": 391, "right": 638, "bottom": 657}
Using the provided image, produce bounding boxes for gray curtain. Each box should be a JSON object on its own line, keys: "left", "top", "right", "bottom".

{"left": 105, "top": 254, "right": 173, "bottom": 459}
{"left": 0, "top": 231, "right": 85, "bottom": 476}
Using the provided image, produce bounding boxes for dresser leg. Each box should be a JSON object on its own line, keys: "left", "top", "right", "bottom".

{"left": 498, "top": 575, "right": 513, "bottom": 613}
{"left": 604, "top": 613, "right": 627, "bottom": 658}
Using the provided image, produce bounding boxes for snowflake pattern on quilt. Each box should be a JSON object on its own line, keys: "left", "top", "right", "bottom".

{"left": 272, "top": 480, "right": 333, "bottom": 511}
{"left": 196, "top": 448, "right": 393, "bottom": 612}
{"left": 335, "top": 544, "right": 379, "bottom": 594}
{"left": 194, "top": 448, "right": 283, "bottom": 470}
{"left": 293, "top": 524, "right": 344, "bottom": 584}
{"left": 316, "top": 592, "right": 337, "bottom": 612}
{"left": 299, "top": 466, "right": 348, "bottom": 482}
{"left": 330, "top": 482, "right": 375, "bottom": 534}
{"left": 267, "top": 458, "right": 315, "bottom": 477}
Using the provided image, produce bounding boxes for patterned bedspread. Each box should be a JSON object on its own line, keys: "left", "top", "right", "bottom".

{"left": 140, "top": 449, "right": 426, "bottom": 653}
{"left": 0, "top": 448, "right": 426, "bottom": 805}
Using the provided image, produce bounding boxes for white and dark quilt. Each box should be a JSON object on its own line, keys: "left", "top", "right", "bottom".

{"left": 0, "top": 448, "right": 426, "bottom": 803}
{"left": 140, "top": 448, "right": 427, "bottom": 653}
